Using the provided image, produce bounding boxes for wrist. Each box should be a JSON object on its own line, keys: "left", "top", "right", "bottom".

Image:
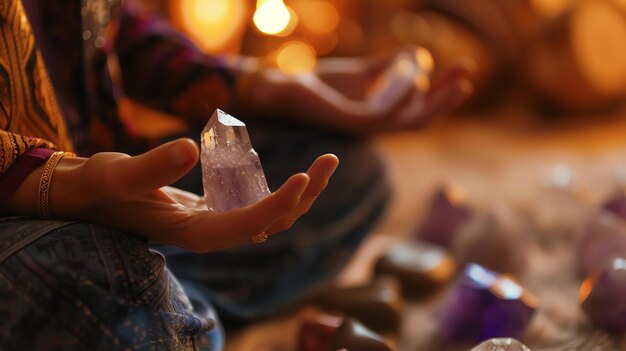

{"left": 6, "top": 155, "right": 89, "bottom": 219}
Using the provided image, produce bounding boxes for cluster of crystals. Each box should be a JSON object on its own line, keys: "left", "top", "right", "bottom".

{"left": 200, "top": 109, "right": 270, "bottom": 212}
{"left": 437, "top": 264, "right": 538, "bottom": 343}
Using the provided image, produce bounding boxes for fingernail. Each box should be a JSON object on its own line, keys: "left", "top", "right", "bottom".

{"left": 170, "top": 141, "right": 193, "bottom": 166}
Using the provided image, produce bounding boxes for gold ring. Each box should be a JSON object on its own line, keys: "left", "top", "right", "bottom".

{"left": 251, "top": 231, "right": 268, "bottom": 244}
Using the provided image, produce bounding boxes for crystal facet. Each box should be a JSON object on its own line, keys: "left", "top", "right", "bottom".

{"left": 580, "top": 257, "right": 626, "bottom": 332}
{"left": 417, "top": 187, "right": 473, "bottom": 249}
{"left": 578, "top": 210, "right": 626, "bottom": 277}
{"left": 374, "top": 240, "right": 455, "bottom": 296}
{"left": 200, "top": 109, "right": 270, "bottom": 212}
{"left": 437, "top": 264, "right": 538, "bottom": 343}
{"left": 470, "top": 338, "right": 532, "bottom": 351}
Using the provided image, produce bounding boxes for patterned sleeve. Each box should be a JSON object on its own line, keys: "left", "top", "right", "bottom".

{"left": 0, "top": 0, "right": 73, "bottom": 177}
{"left": 0, "top": 132, "right": 56, "bottom": 175}
{"left": 116, "top": 4, "right": 236, "bottom": 126}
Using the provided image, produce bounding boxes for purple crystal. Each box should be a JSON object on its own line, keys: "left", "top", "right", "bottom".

{"left": 417, "top": 187, "right": 473, "bottom": 249}
{"left": 470, "top": 338, "right": 531, "bottom": 351}
{"left": 437, "top": 264, "right": 538, "bottom": 344}
{"left": 200, "top": 109, "right": 270, "bottom": 212}
{"left": 604, "top": 193, "right": 626, "bottom": 219}
{"left": 578, "top": 210, "right": 626, "bottom": 277}
{"left": 452, "top": 206, "right": 529, "bottom": 276}
{"left": 581, "top": 257, "right": 626, "bottom": 332}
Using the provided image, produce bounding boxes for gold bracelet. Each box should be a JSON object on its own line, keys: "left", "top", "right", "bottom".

{"left": 251, "top": 231, "right": 268, "bottom": 244}
{"left": 38, "top": 151, "right": 75, "bottom": 219}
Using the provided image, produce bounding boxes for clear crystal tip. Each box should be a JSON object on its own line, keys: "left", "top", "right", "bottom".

{"left": 200, "top": 109, "right": 270, "bottom": 212}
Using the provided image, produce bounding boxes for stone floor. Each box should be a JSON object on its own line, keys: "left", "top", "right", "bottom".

{"left": 222, "top": 100, "right": 626, "bottom": 350}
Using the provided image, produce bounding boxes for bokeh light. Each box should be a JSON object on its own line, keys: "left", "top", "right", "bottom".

{"left": 253, "top": 0, "right": 292, "bottom": 35}
{"left": 295, "top": 0, "right": 340, "bottom": 35}
{"left": 173, "top": 0, "right": 247, "bottom": 53}
{"left": 276, "top": 40, "right": 317, "bottom": 75}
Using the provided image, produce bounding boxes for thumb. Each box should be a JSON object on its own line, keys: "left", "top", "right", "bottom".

{"left": 107, "top": 138, "right": 199, "bottom": 196}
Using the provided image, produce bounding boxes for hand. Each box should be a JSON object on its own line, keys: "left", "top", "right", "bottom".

{"left": 237, "top": 51, "right": 474, "bottom": 136}
{"left": 7, "top": 139, "right": 339, "bottom": 253}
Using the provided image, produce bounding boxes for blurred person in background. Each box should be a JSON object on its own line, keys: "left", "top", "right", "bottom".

{"left": 0, "top": 0, "right": 471, "bottom": 349}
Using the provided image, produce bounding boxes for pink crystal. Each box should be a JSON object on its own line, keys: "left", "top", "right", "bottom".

{"left": 200, "top": 109, "right": 270, "bottom": 212}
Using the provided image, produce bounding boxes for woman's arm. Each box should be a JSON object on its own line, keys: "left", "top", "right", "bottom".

{"left": 6, "top": 138, "right": 339, "bottom": 252}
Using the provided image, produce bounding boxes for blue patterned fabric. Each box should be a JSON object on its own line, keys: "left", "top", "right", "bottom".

{"left": 0, "top": 218, "right": 222, "bottom": 350}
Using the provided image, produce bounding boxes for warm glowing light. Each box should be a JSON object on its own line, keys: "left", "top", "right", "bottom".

{"left": 174, "top": 0, "right": 247, "bottom": 53}
{"left": 276, "top": 40, "right": 317, "bottom": 75}
{"left": 253, "top": 0, "right": 291, "bottom": 35}
{"left": 415, "top": 47, "right": 435, "bottom": 73}
{"left": 579, "top": 276, "right": 596, "bottom": 302}
{"left": 531, "top": 0, "right": 573, "bottom": 17}
{"left": 275, "top": 6, "right": 299, "bottom": 37}
{"left": 296, "top": 0, "right": 340, "bottom": 35}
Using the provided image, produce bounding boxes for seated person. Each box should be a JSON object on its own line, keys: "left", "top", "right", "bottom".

{"left": 0, "top": 0, "right": 472, "bottom": 349}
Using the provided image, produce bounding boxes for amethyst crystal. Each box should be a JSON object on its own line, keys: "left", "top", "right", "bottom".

{"left": 604, "top": 193, "right": 626, "bottom": 219}
{"left": 437, "top": 264, "right": 538, "bottom": 343}
{"left": 452, "top": 206, "right": 529, "bottom": 276}
{"left": 470, "top": 338, "right": 531, "bottom": 351}
{"left": 417, "top": 187, "right": 473, "bottom": 248}
{"left": 578, "top": 210, "right": 626, "bottom": 277}
{"left": 580, "top": 257, "right": 626, "bottom": 332}
{"left": 367, "top": 46, "right": 432, "bottom": 110}
{"left": 374, "top": 240, "right": 456, "bottom": 297}
{"left": 200, "top": 109, "right": 270, "bottom": 212}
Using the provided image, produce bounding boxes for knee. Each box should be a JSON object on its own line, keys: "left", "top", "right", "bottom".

{"left": 28, "top": 222, "right": 165, "bottom": 303}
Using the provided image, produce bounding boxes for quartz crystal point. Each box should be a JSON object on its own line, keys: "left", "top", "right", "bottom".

{"left": 417, "top": 187, "right": 473, "bottom": 249}
{"left": 437, "top": 264, "right": 538, "bottom": 343}
{"left": 200, "top": 109, "right": 270, "bottom": 212}
{"left": 367, "top": 46, "right": 433, "bottom": 111}
{"left": 578, "top": 210, "right": 626, "bottom": 277}
{"left": 374, "top": 240, "right": 456, "bottom": 297}
{"left": 580, "top": 257, "right": 626, "bottom": 332}
{"left": 470, "top": 338, "right": 531, "bottom": 351}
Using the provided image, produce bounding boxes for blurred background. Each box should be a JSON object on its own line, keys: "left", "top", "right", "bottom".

{"left": 121, "top": 1, "right": 626, "bottom": 349}
{"left": 124, "top": 0, "right": 626, "bottom": 233}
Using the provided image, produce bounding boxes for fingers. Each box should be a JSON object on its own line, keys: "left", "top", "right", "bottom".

{"left": 420, "top": 61, "right": 475, "bottom": 117}
{"left": 103, "top": 139, "right": 199, "bottom": 197}
{"left": 391, "top": 63, "right": 474, "bottom": 131}
{"left": 187, "top": 173, "right": 311, "bottom": 251}
{"left": 265, "top": 154, "right": 339, "bottom": 234}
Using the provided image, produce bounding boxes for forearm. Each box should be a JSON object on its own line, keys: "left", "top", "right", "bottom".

{"left": 6, "top": 156, "right": 88, "bottom": 219}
